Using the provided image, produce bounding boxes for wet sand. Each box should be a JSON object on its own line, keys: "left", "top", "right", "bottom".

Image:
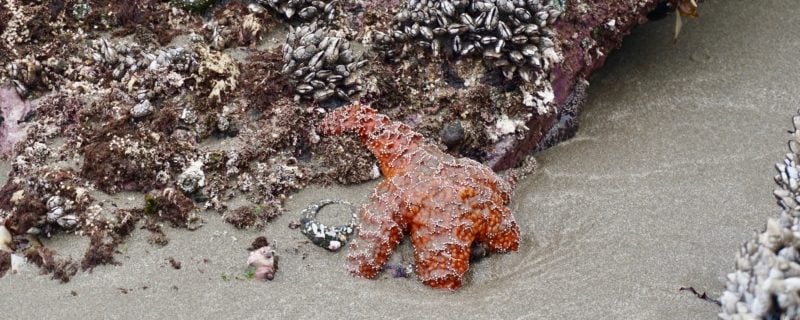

{"left": 2, "top": 0, "right": 799, "bottom": 318}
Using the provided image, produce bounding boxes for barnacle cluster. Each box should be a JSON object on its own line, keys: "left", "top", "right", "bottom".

{"left": 0, "top": 0, "right": 206, "bottom": 98}
{"left": 0, "top": 168, "right": 93, "bottom": 237}
{"left": 0, "top": 0, "right": 359, "bottom": 281}
{"left": 79, "top": 116, "right": 197, "bottom": 193}
{"left": 257, "top": 0, "right": 338, "bottom": 22}
{"left": 720, "top": 112, "right": 800, "bottom": 319}
{"left": 282, "top": 22, "right": 365, "bottom": 102}
{"left": 372, "top": 0, "right": 562, "bottom": 81}
{"left": 203, "top": 2, "right": 277, "bottom": 50}
{"left": 1, "top": 0, "right": 31, "bottom": 52}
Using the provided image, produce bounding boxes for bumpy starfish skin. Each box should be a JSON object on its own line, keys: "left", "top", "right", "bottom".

{"left": 319, "top": 103, "right": 520, "bottom": 290}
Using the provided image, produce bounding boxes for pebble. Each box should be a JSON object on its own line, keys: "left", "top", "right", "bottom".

{"left": 131, "top": 100, "right": 154, "bottom": 119}
{"left": 439, "top": 121, "right": 465, "bottom": 148}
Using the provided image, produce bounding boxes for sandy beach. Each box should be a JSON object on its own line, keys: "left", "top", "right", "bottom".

{"left": 2, "top": 0, "right": 799, "bottom": 318}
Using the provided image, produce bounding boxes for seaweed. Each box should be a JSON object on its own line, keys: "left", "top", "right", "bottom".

{"left": 29, "top": 247, "right": 79, "bottom": 283}
{"left": 0, "top": 251, "right": 10, "bottom": 278}
{"left": 166, "top": 257, "right": 181, "bottom": 269}
{"left": 247, "top": 236, "right": 269, "bottom": 251}
{"left": 239, "top": 49, "right": 293, "bottom": 113}
{"left": 81, "top": 231, "right": 121, "bottom": 271}
{"left": 0, "top": 183, "right": 45, "bottom": 235}
{"left": 678, "top": 286, "right": 721, "bottom": 306}
{"left": 143, "top": 188, "right": 198, "bottom": 228}
{"left": 144, "top": 222, "right": 169, "bottom": 246}
{"left": 223, "top": 205, "right": 279, "bottom": 230}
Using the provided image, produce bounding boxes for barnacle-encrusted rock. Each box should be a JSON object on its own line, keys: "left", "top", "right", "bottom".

{"left": 282, "top": 22, "right": 364, "bottom": 103}
{"left": 0, "top": 0, "right": 693, "bottom": 287}
{"left": 81, "top": 130, "right": 193, "bottom": 193}
{"left": 320, "top": 103, "right": 520, "bottom": 290}
{"left": 720, "top": 112, "right": 800, "bottom": 319}
{"left": 203, "top": 2, "right": 276, "bottom": 50}
{"left": 0, "top": 168, "right": 92, "bottom": 236}
{"left": 131, "top": 100, "right": 155, "bottom": 118}
{"left": 372, "top": 0, "right": 562, "bottom": 81}
{"left": 1, "top": 0, "right": 31, "bottom": 51}
{"left": 257, "top": 0, "right": 337, "bottom": 22}
{"left": 144, "top": 188, "right": 199, "bottom": 228}
{"left": 176, "top": 160, "right": 206, "bottom": 194}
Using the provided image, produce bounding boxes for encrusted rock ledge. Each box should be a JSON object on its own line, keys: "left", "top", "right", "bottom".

{"left": 487, "top": 0, "right": 661, "bottom": 170}
{"left": 0, "top": 0, "right": 682, "bottom": 281}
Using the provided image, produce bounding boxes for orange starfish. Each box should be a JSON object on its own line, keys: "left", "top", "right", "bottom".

{"left": 319, "top": 103, "right": 520, "bottom": 290}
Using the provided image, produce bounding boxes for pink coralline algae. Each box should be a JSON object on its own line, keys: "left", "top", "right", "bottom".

{"left": 0, "top": 86, "right": 34, "bottom": 157}
{"left": 319, "top": 103, "right": 520, "bottom": 290}
{"left": 247, "top": 245, "right": 278, "bottom": 281}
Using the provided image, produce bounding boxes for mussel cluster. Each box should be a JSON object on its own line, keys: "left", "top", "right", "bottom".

{"left": 3, "top": 38, "right": 199, "bottom": 98}
{"left": 257, "top": 0, "right": 338, "bottom": 22}
{"left": 281, "top": 22, "right": 365, "bottom": 102}
{"left": 373, "top": 0, "right": 562, "bottom": 82}
{"left": 44, "top": 196, "right": 79, "bottom": 231}
{"left": 4, "top": 57, "right": 50, "bottom": 97}
{"left": 85, "top": 39, "right": 197, "bottom": 80}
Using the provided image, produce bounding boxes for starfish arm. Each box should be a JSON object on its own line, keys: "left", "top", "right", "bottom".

{"left": 346, "top": 181, "right": 403, "bottom": 279}
{"left": 483, "top": 205, "right": 520, "bottom": 253}
{"left": 410, "top": 210, "right": 475, "bottom": 291}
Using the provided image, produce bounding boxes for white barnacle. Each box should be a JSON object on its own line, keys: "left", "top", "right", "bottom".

{"left": 176, "top": 160, "right": 206, "bottom": 193}
{"left": 487, "top": 115, "right": 525, "bottom": 142}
